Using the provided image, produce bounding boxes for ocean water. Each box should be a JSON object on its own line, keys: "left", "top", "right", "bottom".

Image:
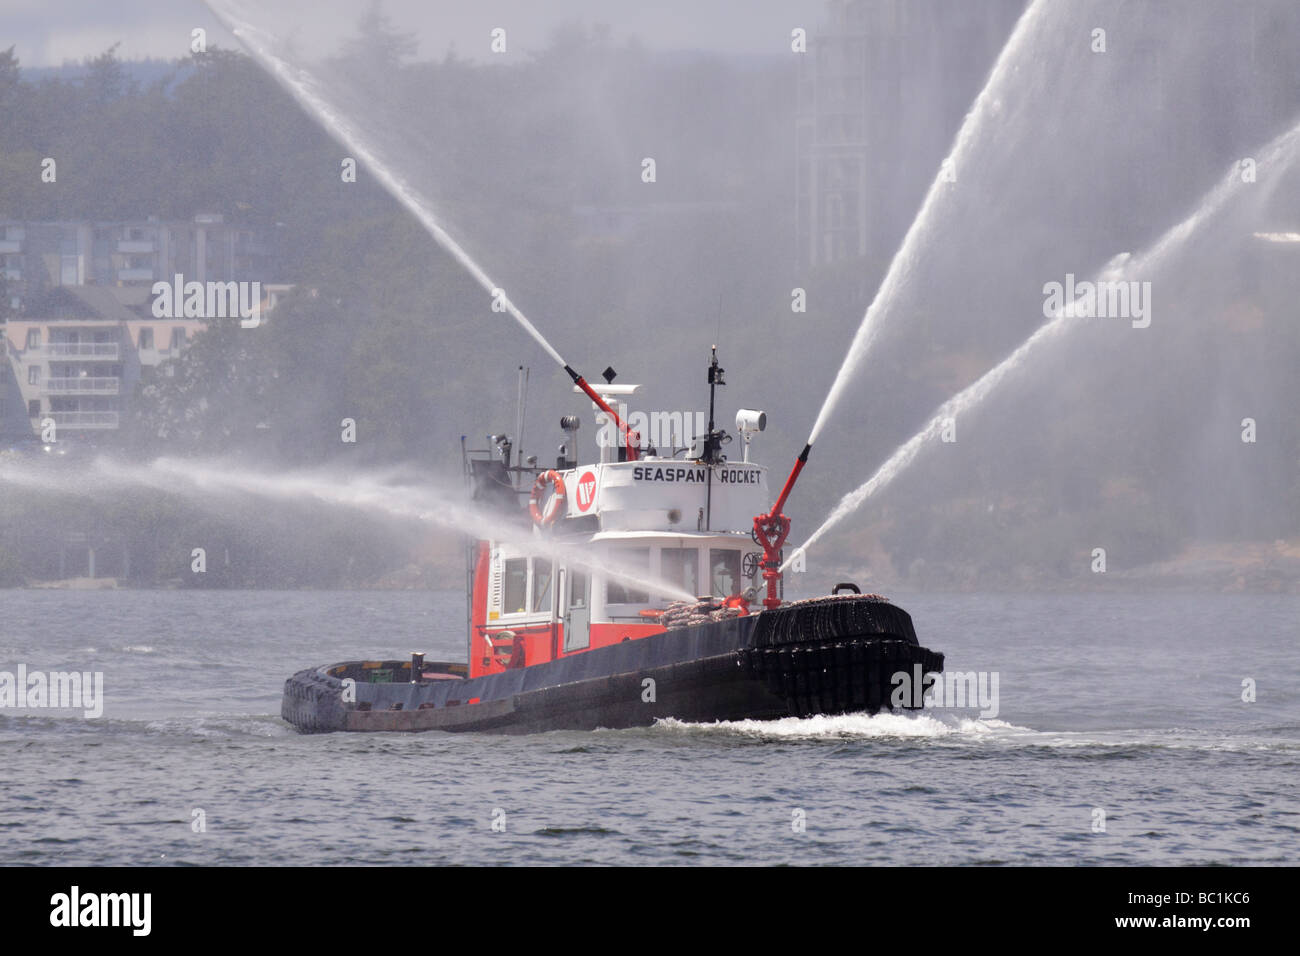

{"left": 1, "top": 589, "right": 1295, "bottom": 866}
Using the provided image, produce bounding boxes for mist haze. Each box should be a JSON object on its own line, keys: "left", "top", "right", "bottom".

{"left": 2, "top": 0, "right": 1300, "bottom": 884}
{"left": 2, "top": 0, "right": 1297, "bottom": 592}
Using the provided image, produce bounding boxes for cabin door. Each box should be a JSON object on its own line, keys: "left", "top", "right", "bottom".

{"left": 563, "top": 570, "right": 590, "bottom": 652}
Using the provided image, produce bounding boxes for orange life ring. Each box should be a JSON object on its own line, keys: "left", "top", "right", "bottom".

{"left": 528, "top": 470, "right": 567, "bottom": 525}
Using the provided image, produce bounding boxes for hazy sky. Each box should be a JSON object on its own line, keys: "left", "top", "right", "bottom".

{"left": 6, "top": 0, "right": 830, "bottom": 67}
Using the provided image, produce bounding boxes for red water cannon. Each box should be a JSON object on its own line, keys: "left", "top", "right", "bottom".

{"left": 564, "top": 364, "right": 641, "bottom": 461}
{"left": 753, "top": 442, "right": 810, "bottom": 610}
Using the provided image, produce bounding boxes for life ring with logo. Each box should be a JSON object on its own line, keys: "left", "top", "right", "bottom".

{"left": 528, "top": 470, "right": 567, "bottom": 525}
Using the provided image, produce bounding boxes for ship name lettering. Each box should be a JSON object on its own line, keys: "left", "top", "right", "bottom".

{"left": 632, "top": 466, "right": 758, "bottom": 485}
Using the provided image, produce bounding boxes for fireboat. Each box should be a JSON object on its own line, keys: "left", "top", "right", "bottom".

{"left": 282, "top": 349, "right": 944, "bottom": 733}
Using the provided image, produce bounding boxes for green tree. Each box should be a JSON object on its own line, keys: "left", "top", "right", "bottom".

{"left": 339, "top": 1, "right": 418, "bottom": 67}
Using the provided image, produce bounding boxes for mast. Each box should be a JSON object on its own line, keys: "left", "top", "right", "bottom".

{"left": 460, "top": 434, "right": 474, "bottom": 662}
{"left": 513, "top": 365, "right": 527, "bottom": 472}
{"left": 702, "top": 346, "right": 725, "bottom": 531}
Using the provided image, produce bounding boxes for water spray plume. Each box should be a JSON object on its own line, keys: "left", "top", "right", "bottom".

{"left": 0, "top": 457, "right": 695, "bottom": 603}
{"left": 805, "top": 0, "right": 1046, "bottom": 450}
{"left": 784, "top": 116, "right": 1300, "bottom": 570}
{"left": 142, "top": 459, "right": 695, "bottom": 602}
{"left": 203, "top": 1, "right": 567, "bottom": 369}
{"left": 759, "top": 0, "right": 1046, "bottom": 549}
{"left": 205, "top": 0, "right": 645, "bottom": 457}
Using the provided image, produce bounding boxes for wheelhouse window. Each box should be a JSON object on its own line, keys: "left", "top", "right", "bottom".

{"left": 569, "top": 570, "right": 587, "bottom": 608}
{"left": 531, "top": 559, "right": 553, "bottom": 613}
{"left": 606, "top": 547, "right": 650, "bottom": 604}
{"left": 502, "top": 558, "right": 528, "bottom": 614}
{"left": 660, "top": 547, "right": 699, "bottom": 599}
{"left": 709, "top": 548, "right": 742, "bottom": 599}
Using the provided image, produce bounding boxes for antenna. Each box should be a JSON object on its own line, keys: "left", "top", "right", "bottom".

{"left": 514, "top": 365, "right": 530, "bottom": 469}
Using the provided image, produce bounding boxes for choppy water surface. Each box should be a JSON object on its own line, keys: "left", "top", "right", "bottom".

{"left": 1, "top": 590, "right": 1296, "bottom": 865}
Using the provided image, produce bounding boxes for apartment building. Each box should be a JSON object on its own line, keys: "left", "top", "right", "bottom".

{"left": 0, "top": 215, "right": 286, "bottom": 442}
{"left": 1, "top": 286, "right": 202, "bottom": 440}
{"left": 0, "top": 214, "right": 279, "bottom": 295}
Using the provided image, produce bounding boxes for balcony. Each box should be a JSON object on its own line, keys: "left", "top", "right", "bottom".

{"left": 41, "top": 343, "right": 120, "bottom": 360}
{"left": 117, "top": 240, "right": 154, "bottom": 253}
{"left": 46, "top": 410, "right": 119, "bottom": 429}
{"left": 43, "top": 377, "right": 120, "bottom": 395}
{"left": 0, "top": 239, "right": 21, "bottom": 254}
{"left": 117, "top": 268, "right": 154, "bottom": 281}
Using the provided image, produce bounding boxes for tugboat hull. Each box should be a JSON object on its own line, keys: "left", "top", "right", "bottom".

{"left": 282, "top": 596, "right": 945, "bottom": 734}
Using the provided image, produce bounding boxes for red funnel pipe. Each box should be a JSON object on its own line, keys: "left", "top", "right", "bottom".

{"left": 753, "top": 443, "right": 811, "bottom": 610}
{"left": 565, "top": 365, "right": 640, "bottom": 461}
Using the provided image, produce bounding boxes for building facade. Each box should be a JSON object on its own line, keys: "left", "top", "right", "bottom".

{"left": 795, "top": 0, "right": 1024, "bottom": 269}
{"left": 0, "top": 215, "right": 286, "bottom": 443}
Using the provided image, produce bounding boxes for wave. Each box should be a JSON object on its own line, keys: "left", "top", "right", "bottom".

{"left": 652, "top": 713, "right": 1300, "bottom": 752}
{"left": 0, "top": 712, "right": 292, "bottom": 739}
{"left": 653, "top": 711, "right": 1027, "bottom": 739}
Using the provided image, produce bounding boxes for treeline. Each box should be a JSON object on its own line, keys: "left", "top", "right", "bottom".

{"left": 1, "top": 22, "right": 804, "bottom": 468}
{"left": 0, "top": 44, "right": 382, "bottom": 252}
